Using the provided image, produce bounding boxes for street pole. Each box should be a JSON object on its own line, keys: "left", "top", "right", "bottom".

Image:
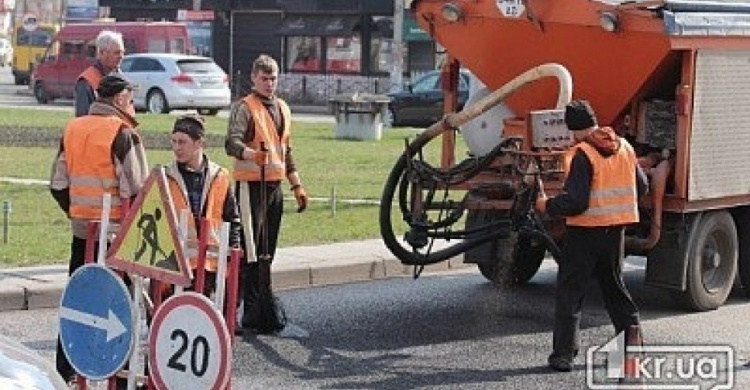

{"left": 390, "top": 0, "right": 404, "bottom": 92}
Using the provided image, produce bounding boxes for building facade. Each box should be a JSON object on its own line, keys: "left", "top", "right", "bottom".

{"left": 97, "top": 0, "right": 436, "bottom": 102}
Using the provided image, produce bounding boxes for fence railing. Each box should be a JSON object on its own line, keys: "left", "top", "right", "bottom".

{"left": 231, "top": 71, "right": 429, "bottom": 105}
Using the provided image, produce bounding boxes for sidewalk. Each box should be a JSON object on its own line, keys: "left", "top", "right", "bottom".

{"left": 0, "top": 239, "right": 470, "bottom": 312}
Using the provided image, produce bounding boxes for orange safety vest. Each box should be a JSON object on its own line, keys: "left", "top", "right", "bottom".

{"left": 563, "top": 136, "right": 639, "bottom": 227}
{"left": 79, "top": 66, "right": 136, "bottom": 117}
{"left": 232, "top": 95, "right": 291, "bottom": 182}
{"left": 166, "top": 162, "right": 231, "bottom": 272}
{"left": 79, "top": 66, "right": 103, "bottom": 94}
{"left": 64, "top": 116, "right": 125, "bottom": 220}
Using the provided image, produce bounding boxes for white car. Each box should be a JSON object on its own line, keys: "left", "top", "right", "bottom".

{"left": 0, "top": 38, "right": 12, "bottom": 67}
{"left": 121, "top": 53, "right": 231, "bottom": 115}
{"left": 0, "top": 335, "right": 68, "bottom": 389}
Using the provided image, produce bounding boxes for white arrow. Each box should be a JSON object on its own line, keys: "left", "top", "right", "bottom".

{"left": 60, "top": 307, "right": 127, "bottom": 342}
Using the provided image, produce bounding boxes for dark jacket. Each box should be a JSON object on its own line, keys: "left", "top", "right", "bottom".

{"left": 546, "top": 128, "right": 649, "bottom": 219}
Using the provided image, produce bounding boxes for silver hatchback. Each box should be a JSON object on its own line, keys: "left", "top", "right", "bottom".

{"left": 121, "top": 53, "right": 231, "bottom": 115}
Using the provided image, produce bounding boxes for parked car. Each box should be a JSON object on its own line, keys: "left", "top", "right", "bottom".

{"left": 30, "top": 21, "right": 190, "bottom": 103}
{"left": 121, "top": 53, "right": 230, "bottom": 115}
{"left": 386, "top": 69, "right": 471, "bottom": 127}
{"left": 0, "top": 38, "right": 12, "bottom": 67}
{"left": 0, "top": 335, "right": 68, "bottom": 390}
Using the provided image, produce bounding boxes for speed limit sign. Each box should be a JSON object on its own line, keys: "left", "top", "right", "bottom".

{"left": 148, "top": 292, "right": 230, "bottom": 390}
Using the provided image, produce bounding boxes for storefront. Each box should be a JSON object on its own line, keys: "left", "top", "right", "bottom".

{"left": 97, "top": 0, "right": 436, "bottom": 102}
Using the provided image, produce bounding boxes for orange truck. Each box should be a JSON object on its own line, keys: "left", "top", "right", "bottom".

{"left": 380, "top": 0, "right": 750, "bottom": 311}
{"left": 31, "top": 21, "right": 190, "bottom": 103}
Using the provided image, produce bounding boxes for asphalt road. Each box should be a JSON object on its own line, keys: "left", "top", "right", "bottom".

{"left": 2, "top": 259, "right": 750, "bottom": 389}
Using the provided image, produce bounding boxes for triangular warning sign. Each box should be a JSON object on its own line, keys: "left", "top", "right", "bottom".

{"left": 107, "top": 166, "right": 191, "bottom": 286}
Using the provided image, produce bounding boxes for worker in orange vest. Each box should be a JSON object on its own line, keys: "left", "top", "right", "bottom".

{"left": 74, "top": 30, "right": 125, "bottom": 117}
{"left": 165, "top": 114, "right": 242, "bottom": 295}
{"left": 535, "top": 100, "right": 649, "bottom": 372}
{"left": 49, "top": 74, "right": 148, "bottom": 383}
{"left": 225, "top": 54, "right": 308, "bottom": 334}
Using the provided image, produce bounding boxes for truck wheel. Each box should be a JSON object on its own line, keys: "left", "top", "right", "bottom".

{"left": 674, "top": 210, "right": 738, "bottom": 311}
{"left": 466, "top": 209, "right": 545, "bottom": 286}
{"left": 33, "top": 82, "right": 48, "bottom": 104}
{"left": 476, "top": 235, "right": 546, "bottom": 286}
{"left": 147, "top": 89, "right": 169, "bottom": 114}
{"left": 734, "top": 209, "right": 750, "bottom": 296}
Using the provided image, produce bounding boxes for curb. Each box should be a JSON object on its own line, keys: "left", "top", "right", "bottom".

{"left": 0, "top": 248, "right": 471, "bottom": 312}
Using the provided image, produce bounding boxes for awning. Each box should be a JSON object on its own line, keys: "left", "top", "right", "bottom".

{"left": 278, "top": 15, "right": 362, "bottom": 37}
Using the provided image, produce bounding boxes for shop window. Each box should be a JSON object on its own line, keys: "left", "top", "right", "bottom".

{"left": 326, "top": 36, "right": 360, "bottom": 74}
{"left": 288, "top": 36, "right": 321, "bottom": 72}
{"left": 370, "top": 36, "right": 405, "bottom": 74}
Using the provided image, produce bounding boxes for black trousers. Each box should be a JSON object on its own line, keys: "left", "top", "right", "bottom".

{"left": 56, "top": 236, "right": 89, "bottom": 381}
{"left": 235, "top": 182, "right": 283, "bottom": 306}
{"left": 551, "top": 226, "right": 640, "bottom": 360}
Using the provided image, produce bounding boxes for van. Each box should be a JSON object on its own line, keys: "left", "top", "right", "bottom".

{"left": 31, "top": 21, "right": 190, "bottom": 103}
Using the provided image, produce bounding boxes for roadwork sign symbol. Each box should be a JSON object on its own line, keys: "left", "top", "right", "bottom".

{"left": 59, "top": 264, "right": 134, "bottom": 380}
{"left": 108, "top": 166, "right": 191, "bottom": 286}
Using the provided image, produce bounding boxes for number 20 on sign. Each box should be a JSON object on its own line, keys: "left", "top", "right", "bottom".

{"left": 148, "top": 292, "right": 231, "bottom": 390}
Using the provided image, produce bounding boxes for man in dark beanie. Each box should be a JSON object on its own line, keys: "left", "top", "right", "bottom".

{"left": 535, "top": 99, "right": 649, "bottom": 373}
{"left": 163, "top": 114, "right": 241, "bottom": 296}
{"left": 49, "top": 74, "right": 148, "bottom": 385}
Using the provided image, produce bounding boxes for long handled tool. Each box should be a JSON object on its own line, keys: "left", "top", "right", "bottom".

{"left": 255, "top": 142, "right": 286, "bottom": 333}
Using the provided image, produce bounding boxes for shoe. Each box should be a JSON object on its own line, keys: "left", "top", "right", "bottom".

{"left": 548, "top": 356, "right": 573, "bottom": 372}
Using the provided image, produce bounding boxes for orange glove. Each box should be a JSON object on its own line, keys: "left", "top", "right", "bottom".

{"left": 253, "top": 149, "right": 269, "bottom": 166}
{"left": 535, "top": 194, "right": 548, "bottom": 214}
{"left": 293, "top": 185, "right": 308, "bottom": 212}
{"left": 534, "top": 177, "right": 547, "bottom": 213}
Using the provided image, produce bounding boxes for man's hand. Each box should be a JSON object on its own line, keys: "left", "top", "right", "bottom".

{"left": 243, "top": 148, "right": 268, "bottom": 167}
{"left": 293, "top": 185, "right": 308, "bottom": 212}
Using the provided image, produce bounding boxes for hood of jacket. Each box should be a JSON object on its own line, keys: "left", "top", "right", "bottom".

{"left": 583, "top": 126, "right": 620, "bottom": 157}
{"left": 89, "top": 101, "right": 139, "bottom": 128}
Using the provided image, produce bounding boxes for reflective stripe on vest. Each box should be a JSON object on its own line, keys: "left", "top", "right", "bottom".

{"left": 168, "top": 166, "right": 230, "bottom": 272}
{"left": 64, "top": 115, "right": 124, "bottom": 220}
{"left": 564, "top": 137, "right": 639, "bottom": 227}
{"left": 232, "top": 95, "right": 291, "bottom": 182}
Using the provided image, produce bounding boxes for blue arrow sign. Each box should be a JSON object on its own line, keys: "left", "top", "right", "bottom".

{"left": 59, "top": 264, "right": 134, "bottom": 380}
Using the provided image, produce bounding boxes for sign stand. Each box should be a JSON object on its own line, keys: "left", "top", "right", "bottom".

{"left": 127, "top": 275, "right": 144, "bottom": 390}
{"left": 59, "top": 167, "right": 242, "bottom": 390}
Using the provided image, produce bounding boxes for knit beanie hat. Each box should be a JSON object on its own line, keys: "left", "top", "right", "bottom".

{"left": 172, "top": 114, "right": 206, "bottom": 140}
{"left": 97, "top": 74, "right": 133, "bottom": 98}
{"left": 564, "top": 100, "right": 598, "bottom": 131}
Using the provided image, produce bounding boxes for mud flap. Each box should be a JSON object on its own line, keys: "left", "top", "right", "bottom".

{"left": 644, "top": 212, "right": 700, "bottom": 291}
